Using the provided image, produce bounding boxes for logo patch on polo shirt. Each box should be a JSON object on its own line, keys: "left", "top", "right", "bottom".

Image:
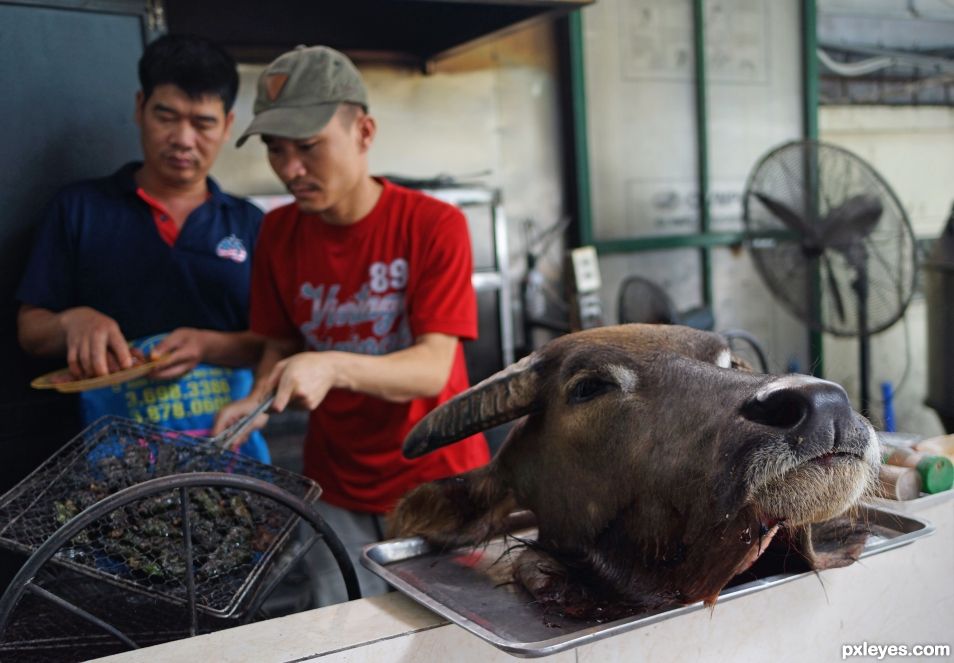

{"left": 215, "top": 235, "right": 248, "bottom": 263}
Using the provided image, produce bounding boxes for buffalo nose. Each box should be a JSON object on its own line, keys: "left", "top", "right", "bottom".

{"left": 740, "top": 376, "right": 852, "bottom": 431}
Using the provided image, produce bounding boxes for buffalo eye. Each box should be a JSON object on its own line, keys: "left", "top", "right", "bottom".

{"left": 731, "top": 355, "right": 753, "bottom": 372}
{"left": 567, "top": 376, "right": 616, "bottom": 404}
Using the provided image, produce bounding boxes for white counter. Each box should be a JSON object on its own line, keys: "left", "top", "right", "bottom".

{"left": 92, "top": 498, "right": 954, "bottom": 663}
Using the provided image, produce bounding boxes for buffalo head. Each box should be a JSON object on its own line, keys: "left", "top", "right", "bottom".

{"left": 391, "top": 324, "right": 879, "bottom": 616}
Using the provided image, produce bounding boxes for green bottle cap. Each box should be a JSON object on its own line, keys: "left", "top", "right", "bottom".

{"left": 915, "top": 455, "right": 954, "bottom": 494}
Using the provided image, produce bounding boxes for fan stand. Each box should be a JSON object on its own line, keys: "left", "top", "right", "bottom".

{"left": 853, "top": 252, "right": 871, "bottom": 418}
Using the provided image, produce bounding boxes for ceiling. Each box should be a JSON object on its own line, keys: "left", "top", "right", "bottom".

{"left": 163, "top": 0, "right": 593, "bottom": 67}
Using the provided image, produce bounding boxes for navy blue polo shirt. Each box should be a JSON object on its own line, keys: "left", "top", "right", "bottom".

{"left": 17, "top": 162, "right": 262, "bottom": 338}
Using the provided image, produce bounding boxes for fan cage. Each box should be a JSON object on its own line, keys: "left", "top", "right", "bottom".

{"left": 742, "top": 139, "right": 917, "bottom": 337}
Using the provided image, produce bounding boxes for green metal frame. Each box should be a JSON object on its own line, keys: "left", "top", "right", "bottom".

{"left": 570, "top": 0, "right": 719, "bottom": 309}
{"left": 802, "top": 0, "right": 824, "bottom": 376}
{"left": 568, "top": 0, "right": 823, "bottom": 373}
{"left": 802, "top": 0, "right": 819, "bottom": 142}
{"left": 568, "top": 9, "right": 594, "bottom": 247}
{"left": 691, "top": 0, "right": 712, "bottom": 307}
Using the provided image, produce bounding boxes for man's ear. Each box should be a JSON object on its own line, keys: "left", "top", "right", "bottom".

{"left": 223, "top": 110, "right": 235, "bottom": 139}
{"left": 134, "top": 90, "right": 145, "bottom": 128}
{"left": 357, "top": 114, "right": 376, "bottom": 153}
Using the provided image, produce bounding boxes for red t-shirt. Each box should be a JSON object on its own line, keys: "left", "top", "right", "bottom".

{"left": 251, "top": 179, "right": 490, "bottom": 513}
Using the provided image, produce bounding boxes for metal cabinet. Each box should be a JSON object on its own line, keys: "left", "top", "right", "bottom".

{"left": 424, "top": 187, "right": 515, "bottom": 385}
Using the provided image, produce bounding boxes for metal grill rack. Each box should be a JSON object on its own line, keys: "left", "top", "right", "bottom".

{"left": 0, "top": 417, "right": 359, "bottom": 661}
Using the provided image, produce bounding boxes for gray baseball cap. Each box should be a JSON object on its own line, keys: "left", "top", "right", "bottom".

{"left": 236, "top": 45, "right": 368, "bottom": 147}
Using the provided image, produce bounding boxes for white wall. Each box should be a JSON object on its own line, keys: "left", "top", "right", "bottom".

{"left": 821, "top": 106, "right": 954, "bottom": 435}
{"left": 580, "top": 0, "right": 954, "bottom": 432}
{"left": 583, "top": 0, "right": 805, "bottom": 238}
{"left": 820, "top": 107, "right": 954, "bottom": 237}
{"left": 581, "top": 0, "right": 810, "bottom": 372}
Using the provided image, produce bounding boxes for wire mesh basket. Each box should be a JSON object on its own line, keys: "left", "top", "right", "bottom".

{"left": 0, "top": 566, "right": 222, "bottom": 661}
{"left": 0, "top": 416, "right": 320, "bottom": 621}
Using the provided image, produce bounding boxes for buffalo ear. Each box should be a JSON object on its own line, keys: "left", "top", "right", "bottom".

{"left": 388, "top": 465, "right": 520, "bottom": 548}
{"left": 738, "top": 515, "right": 869, "bottom": 576}
{"left": 794, "top": 516, "right": 870, "bottom": 570}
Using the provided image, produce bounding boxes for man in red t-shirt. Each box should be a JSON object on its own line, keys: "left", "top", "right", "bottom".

{"left": 215, "top": 45, "right": 490, "bottom": 605}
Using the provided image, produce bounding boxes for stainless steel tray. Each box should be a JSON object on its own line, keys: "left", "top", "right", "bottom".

{"left": 866, "top": 488, "right": 954, "bottom": 513}
{"left": 361, "top": 505, "right": 934, "bottom": 658}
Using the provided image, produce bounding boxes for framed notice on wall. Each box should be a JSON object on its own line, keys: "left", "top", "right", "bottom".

{"left": 618, "top": 0, "right": 768, "bottom": 83}
{"left": 577, "top": 0, "right": 808, "bottom": 375}
{"left": 581, "top": 0, "right": 800, "bottom": 243}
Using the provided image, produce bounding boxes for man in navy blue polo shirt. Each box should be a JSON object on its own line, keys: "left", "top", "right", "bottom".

{"left": 16, "top": 34, "right": 268, "bottom": 461}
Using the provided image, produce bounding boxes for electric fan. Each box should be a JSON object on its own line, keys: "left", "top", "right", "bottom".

{"left": 617, "top": 275, "right": 714, "bottom": 330}
{"left": 742, "top": 139, "right": 917, "bottom": 415}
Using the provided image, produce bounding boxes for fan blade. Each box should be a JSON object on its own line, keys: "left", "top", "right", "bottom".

{"left": 752, "top": 192, "right": 819, "bottom": 243}
{"left": 821, "top": 194, "right": 883, "bottom": 250}
{"left": 823, "top": 253, "right": 847, "bottom": 326}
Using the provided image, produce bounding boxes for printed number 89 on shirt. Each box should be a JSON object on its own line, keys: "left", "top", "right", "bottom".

{"left": 368, "top": 259, "right": 408, "bottom": 293}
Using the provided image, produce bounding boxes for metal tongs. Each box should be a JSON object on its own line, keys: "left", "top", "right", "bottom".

{"left": 210, "top": 393, "right": 275, "bottom": 451}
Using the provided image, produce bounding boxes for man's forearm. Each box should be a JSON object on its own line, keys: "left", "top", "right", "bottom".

{"left": 17, "top": 305, "right": 67, "bottom": 357}
{"left": 198, "top": 330, "right": 266, "bottom": 368}
{"left": 326, "top": 333, "right": 458, "bottom": 403}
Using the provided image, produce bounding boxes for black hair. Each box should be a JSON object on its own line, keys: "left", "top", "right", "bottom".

{"left": 138, "top": 34, "right": 239, "bottom": 112}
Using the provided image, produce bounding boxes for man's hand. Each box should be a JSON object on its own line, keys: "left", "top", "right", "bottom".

{"left": 269, "top": 352, "right": 339, "bottom": 412}
{"left": 212, "top": 395, "right": 270, "bottom": 450}
{"left": 209, "top": 334, "right": 457, "bottom": 440}
{"left": 149, "top": 328, "right": 207, "bottom": 380}
{"left": 59, "top": 307, "right": 133, "bottom": 378}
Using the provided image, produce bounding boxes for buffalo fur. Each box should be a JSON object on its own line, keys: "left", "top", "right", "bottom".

{"left": 390, "top": 324, "right": 879, "bottom": 619}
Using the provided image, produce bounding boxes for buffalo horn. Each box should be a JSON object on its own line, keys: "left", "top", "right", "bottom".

{"left": 402, "top": 354, "right": 541, "bottom": 458}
